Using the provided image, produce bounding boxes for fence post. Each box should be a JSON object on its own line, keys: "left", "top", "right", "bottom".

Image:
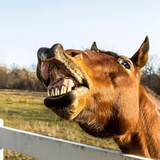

{"left": 0, "top": 119, "right": 4, "bottom": 160}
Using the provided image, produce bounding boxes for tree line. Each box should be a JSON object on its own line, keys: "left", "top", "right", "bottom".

{"left": 0, "top": 55, "right": 160, "bottom": 95}
{"left": 0, "top": 64, "right": 45, "bottom": 91}
{"left": 141, "top": 55, "right": 160, "bottom": 95}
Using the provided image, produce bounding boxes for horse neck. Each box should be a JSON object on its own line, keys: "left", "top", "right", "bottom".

{"left": 138, "top": 86, "right": 160, "bottom": 157}
{"left": 116, "top": 85, "right": 160, "bottom": 158}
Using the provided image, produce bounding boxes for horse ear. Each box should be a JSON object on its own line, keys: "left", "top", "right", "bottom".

{"left": 90, "top": 42, "right": 99, "bottom": 52}
{"left": 131, "top": 36, "right": 149, "bottom": 68}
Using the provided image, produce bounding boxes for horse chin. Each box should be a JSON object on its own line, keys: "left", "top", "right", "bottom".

{"left": 44, "top": 86, "right": 89, "bottom": 120}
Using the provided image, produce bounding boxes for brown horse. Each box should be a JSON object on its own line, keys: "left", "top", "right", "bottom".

{"left": 36, "top": 37, "right": 160, "bottom": 159}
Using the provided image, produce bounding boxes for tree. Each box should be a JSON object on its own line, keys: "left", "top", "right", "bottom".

{"left": 141, "top": 55, "right": 160, "bottom": 95}
{"left": 0, "top": 63, "right": 46, "bottom": 91}
{"left": 0, "top": 64, "right": 8, "bottom": 88}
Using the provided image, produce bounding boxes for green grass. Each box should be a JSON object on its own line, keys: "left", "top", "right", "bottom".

{"left": 0, "top": 89, "right": 119, "bottom": 159}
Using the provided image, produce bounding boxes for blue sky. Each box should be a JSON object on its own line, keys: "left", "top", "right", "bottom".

{"left": 0, "top": 0, "right": 160, "bottom": 68}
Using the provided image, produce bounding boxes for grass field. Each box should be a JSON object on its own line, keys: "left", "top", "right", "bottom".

{"left": 0, "top": 89, "right": 119, "bottom": 159}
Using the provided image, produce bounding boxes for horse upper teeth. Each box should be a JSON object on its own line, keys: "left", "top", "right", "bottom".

{"left": 68, "top": 85, "right": 72, "bottom": 92}
{"left": 61, "top": 86, "right": 67, "bottom": 94}
{"left": 47, "top": 78, "right": 76, "bottom": 97}
{"left": 48, "top": 85, "right": 75, "bottom": 97}
{"left": 52, "top": 89, "right": 54, "bottom": 96}
{"left": 55, "top": 87, "right": 59, "bottom": 96}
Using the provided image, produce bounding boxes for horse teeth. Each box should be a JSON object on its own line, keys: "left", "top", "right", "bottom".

{"left": 51, "top": 89, "right": 54, "bottom": 96}
{"left": 55, "top": 88, "right": 57, "bottom": 96}
{"left": 57, "top": 88, "right": 60, "bottom": 95}
{"left": 67, "top": 85, "right": 72, "bottom": 92}
{"left": 61, "top": 86, "right": 67, "bottom": 94}
{"left": 55, "top": 87, "right": 60, "bottom": 96}
{"left": 48, "top": 84, "right": 75, "bottom": 97}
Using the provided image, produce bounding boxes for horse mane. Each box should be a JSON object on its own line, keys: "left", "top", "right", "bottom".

{"left": 142, "top": 84, "right": 160, "bottom": 100}
{"left": 87, "top": 48, "right": 119, "bottom": 58}
{"left": 102, "top": 51, "right": 118, "bottom": 58}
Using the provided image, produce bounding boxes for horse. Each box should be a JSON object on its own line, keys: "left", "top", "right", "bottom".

{"left": 36, "top": 37, "right": 160, "bottom": 159}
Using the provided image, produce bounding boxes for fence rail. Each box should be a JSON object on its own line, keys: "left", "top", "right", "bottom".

{"left": 0, "top": 119, "right": 151, "bottom": 160}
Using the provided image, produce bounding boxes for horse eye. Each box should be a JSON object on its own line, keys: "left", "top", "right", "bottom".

{"left": 121, "top": 60, "right": 131, "bottom": 69}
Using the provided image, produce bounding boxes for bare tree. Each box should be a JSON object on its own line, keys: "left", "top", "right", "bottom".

{"left": 141, "top": 55, "right": 160, "bottom": 94}
{"left": 0, "top": 64, "right": 8, "bottom": 88}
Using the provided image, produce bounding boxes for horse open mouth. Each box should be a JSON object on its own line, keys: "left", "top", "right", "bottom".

{"left": 47, "top": 77, "right": 77, "bottom": 97}
{"left": 39, "top": 55, "right": 89, "bottom": 109}
{"left": 37, "top": 46, "right": 89, "bottom": 110}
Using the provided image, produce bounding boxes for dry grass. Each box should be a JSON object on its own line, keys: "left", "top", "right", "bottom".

{"left": 0, "top": 89, "right": 119, "bottom": 159}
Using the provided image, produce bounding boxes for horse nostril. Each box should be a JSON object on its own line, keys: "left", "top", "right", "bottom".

{"left": 50, "top": 43, "right": 64, "bottom": 56}
{"left": 37, "top": 43, "right": 64, "bottom": 61}
{"left": 37, "top": 47, "right": 50, "bottom": 61}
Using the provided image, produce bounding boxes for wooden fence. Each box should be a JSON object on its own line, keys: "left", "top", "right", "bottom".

{"left": 0, "top": 119, "right": 152, "bottom": 160}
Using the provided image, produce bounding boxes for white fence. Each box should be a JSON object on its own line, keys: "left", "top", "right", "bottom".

{"left": 0, "top": 119, "right": 152, "bottom": 160}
